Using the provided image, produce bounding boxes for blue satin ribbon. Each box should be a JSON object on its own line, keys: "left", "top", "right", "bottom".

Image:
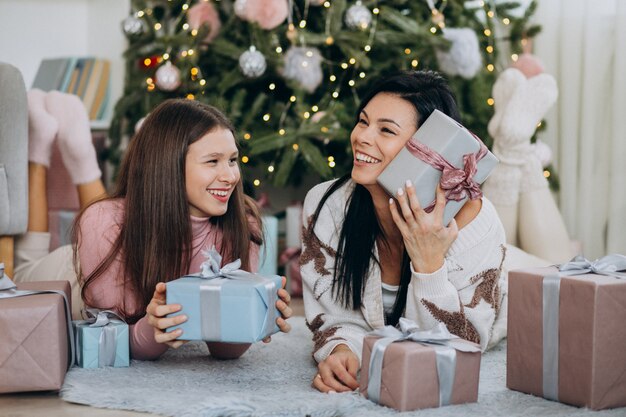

{"left": 186, "top": 247, "right": 277, "bottom": 341}
{"left": 76, "top": 308, "right": 125, "bottom": 367}
{"left": 366, "top": 318, "right": 480, "bottom": 407}
{"left": 542, "top": 254, "right": 626, "bottom": 400}
{"left": 0, "top": 263, "right": 75, "bottom": 368}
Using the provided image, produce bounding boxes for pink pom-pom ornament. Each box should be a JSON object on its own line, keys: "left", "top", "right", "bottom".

{"left": 511, "top": 53, "right": 545, "bottom": 78}
{"left": 187, "top": 1, "right": 222, "bottom": 44}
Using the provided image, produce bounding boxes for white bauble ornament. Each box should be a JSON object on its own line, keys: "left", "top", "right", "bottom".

{"left": 239, "top": 46, "right": 267, "bottom": 78}
{"left": 282, "top": 47, "right": 323, "bottom": 93}
{"left": 530, "top": 139, "right": 553, "bottom": 168}
{"left": 234, "top": 0, "right": 249, "bottom": 20}
{"left": 435, "top": 28, "right": 482, "bottom": 79}
{"left": 135, "top": 116, "right": 147, "bottom": 133}
{"left": 155, "top": 61, "right": 181, "bottom": 91}
{"left": 122, "top": 14, "right": 143, "bottom": 36}
{"left": 345, "top": 1, "right": 372, "bottom": 30}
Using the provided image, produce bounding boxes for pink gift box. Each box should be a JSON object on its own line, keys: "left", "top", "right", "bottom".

{"left": 0, "top": 280, "right": 72, "bottom": 393}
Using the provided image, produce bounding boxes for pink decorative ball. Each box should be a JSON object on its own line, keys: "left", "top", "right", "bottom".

{"left": 187, "top": 1, "right": 222, "bottom": 44}
{"left": 511, "top": 53, "right": 545, "bottom": 78}
{"left": 235, "top": 0, "right": 289, "bottom": 30}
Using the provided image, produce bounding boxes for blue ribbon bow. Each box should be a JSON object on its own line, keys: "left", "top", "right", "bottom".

{"left": 367, "top": 318, "right": 480, "bottom": 407}
{"left": 542, "top": 253, "right": 626, "bottom": 400}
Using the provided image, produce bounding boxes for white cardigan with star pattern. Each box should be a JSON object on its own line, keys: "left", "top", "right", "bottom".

{"left": 301, "top": 179, "right": 507, "bottom": 364}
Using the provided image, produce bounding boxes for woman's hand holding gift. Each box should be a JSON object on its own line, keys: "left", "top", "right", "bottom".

{"left": 146, "top": 282, "right": 189, "bottom": 348}
{"left": 389, "top": 181, "right": 459, "bottom": 274}
{"left": 263, "top": 276, "right": 293, "bottom": 342}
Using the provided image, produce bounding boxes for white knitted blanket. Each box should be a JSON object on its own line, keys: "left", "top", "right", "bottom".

{"left": 61, "top": 317, "right": 624, "bottom": 417}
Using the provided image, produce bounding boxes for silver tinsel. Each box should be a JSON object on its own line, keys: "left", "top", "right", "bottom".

{"left": 345, "top": 1, "right": 372, "bottom": 30}
{"left": 282, "top": 47, "right": 323, "bottom": 93}
{"left": 155, "top": 61, "right": 181, "bottom": 91}
{"left": 239, "top": 46, "right": 267, "bottom": 78}
{"left": 122, "top": 14, "right": 143, "bottom": 36}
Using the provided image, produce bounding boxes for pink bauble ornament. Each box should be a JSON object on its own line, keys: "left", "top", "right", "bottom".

{"left": 511, "top": 53, "right": 545, "bottom": 78}
{"left": 187, "top": 1, "right": 221, "bottom": 44}
{"left": 155, "top": 61, "right": 181, "bottom": 91}
{"left": 236, "top": 0, "right": 288, "bottom": 30}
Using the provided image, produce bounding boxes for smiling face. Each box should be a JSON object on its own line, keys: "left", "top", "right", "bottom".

{"left": 350, "top": 92, "right": 418, "bottom": 186}
{"left": 185, "top": 127, "right": 240, "bottom": 218}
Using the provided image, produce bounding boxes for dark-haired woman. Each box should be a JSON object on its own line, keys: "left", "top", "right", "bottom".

{"left": 302, "top": 70, "right": 506, "bottom": 393}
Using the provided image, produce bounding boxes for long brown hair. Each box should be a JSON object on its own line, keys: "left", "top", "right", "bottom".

{"left": 73, "top": 99, "right": 263, "bottom": 323}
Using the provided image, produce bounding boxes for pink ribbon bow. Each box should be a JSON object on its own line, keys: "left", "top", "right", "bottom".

{"left": 405, "top": 133, "right": 488, "bottom": 212}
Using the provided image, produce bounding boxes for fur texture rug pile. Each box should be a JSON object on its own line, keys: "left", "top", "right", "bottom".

{"left": 61, "top": 317, "right": 624, "bottom": 417}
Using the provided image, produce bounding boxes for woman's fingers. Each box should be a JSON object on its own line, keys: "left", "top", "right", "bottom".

{"left": 312, "top": 372, "right": 336, "bottom": 393}
{"left": 278, "top": 287, "right": 291, "bottom": 305}
{"left": 432, "top": 184, "right": 447, "bottom": 222}
{"left": 332, "top": 365, "right": 359, "bottom": 390}
{"left": 277, "top": 317, "right": 291, "bottom": 333}
{"left": 395, "top": 185, "right": 417, "bottom": 226}
{"left": 318, "top": 368, "right": 354, "bottom": 393}
{"left": 404, "top": 180, "right": 424, "bottom": 217}
{"left": 276, "top": 299, "right": 293, "bottom": 319}
{"left": 154, "top": 313, "right": 187, "bottom": 330}
{"left": 154, "top": 327, "right": 183, "bottom": 344}
{"left": 151, "top": 303, "right": 183, "bottom": 319}
{"left": 389, "top": 198, "right": 410, "bottom": 237}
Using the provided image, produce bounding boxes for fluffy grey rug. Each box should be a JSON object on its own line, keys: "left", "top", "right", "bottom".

{"left": 61, "top": 317, "right": 624, "bottom": 417}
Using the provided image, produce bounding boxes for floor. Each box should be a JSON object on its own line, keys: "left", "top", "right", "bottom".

{"left": 0, "top": 298, "right": 306, "bottom": 417}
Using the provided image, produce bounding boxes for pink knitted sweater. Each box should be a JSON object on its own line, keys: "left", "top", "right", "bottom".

{"left": 78, "top": 199, "right": 259, "bottom": 360}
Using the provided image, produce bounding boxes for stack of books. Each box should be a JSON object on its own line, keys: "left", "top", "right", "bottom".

{"left": 31, "top": 57, "right": 111, "bottom": 122}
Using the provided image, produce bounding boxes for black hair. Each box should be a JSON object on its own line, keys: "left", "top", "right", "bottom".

{"left": 310, "top": 70, "right": 460, "bottom": 325}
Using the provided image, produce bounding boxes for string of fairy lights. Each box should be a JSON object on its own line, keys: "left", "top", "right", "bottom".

{"left": 127, "top": 0, "right": 535, "bottom": 187}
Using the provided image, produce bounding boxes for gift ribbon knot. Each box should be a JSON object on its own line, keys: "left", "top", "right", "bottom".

{"left": 405, "top": 133, "right": 488, "bottom": 212}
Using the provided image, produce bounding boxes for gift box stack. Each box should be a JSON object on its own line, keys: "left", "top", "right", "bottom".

{"left": 507, "top": 255, "right": 626, "bottom": 410}
{"left": 0, "top": 266, "right": 74, "bottom": 393}
{"left": 167, "top": 247, "right": 282, "bottom": 343}
{"left": 360, "top": 319, "right": 481, "bottom": 411}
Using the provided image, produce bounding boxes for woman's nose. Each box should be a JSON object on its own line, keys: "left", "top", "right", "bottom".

{"left": 218, "top": 164, "right": 238, "bottom": 183}
{"left": 354, "top": 126, "right": 374, "bottom": 146}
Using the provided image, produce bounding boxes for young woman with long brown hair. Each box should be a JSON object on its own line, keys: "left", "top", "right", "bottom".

{"left": 14, "top": 94, "right": 291, "bottom": 360}
{"left": 74, "top": 99, "right": 292, "bottom": 360}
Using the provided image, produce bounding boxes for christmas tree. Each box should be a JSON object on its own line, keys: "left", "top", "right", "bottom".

{"left": 110, "top": 0, "right": 543, "bottom": 188}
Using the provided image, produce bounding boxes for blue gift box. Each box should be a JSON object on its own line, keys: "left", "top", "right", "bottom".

{"left": 72, "top": 311, "right": 129, "bottom": 369}
{"left": 166, "top": 248, "right": 282, "bottom": 343}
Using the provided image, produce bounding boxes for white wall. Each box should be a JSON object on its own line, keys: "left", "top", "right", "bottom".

{"left": 0, "top": 0, "right": 129, "bottom": 125}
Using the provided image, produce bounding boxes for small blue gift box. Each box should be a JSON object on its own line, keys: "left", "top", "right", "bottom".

{"left": 72, "top": 309, "right": 129, "bottom": 368}
{"left": 166, "top": 247, "right": 282, "bottom": 343}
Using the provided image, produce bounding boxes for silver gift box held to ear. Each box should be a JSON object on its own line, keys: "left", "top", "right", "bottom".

{"left": 377, "top": 109, "right": 499, "bottom": 226}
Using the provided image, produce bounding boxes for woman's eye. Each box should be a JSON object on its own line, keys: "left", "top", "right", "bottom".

{"left": 206, "top": 159, "right": 218, "bottom": 164}
{"left": 358, "top": 118, "right": 368, "bottom": 125}
{"left": 381, "top": 127, "right": 396, "bottom": 134}
{"left": 229, "top": 158, "right": 238, "bottom": 165}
